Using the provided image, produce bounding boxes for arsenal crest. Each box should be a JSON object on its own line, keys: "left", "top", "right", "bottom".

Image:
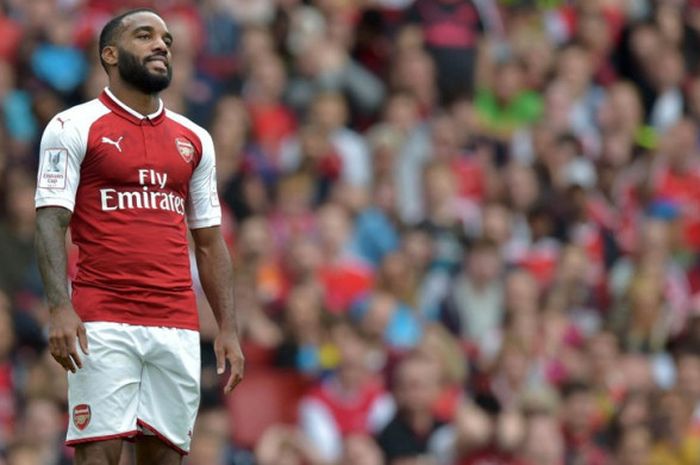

{"left": 175, "top": 138, "right": 195, "bottom": 163}
{"left": 73, "top": 404, "right": 91, "bottom": 431}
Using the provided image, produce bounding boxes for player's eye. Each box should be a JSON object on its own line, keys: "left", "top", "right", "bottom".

{"left": 137, "top": 33, "right": 151, "bottom": 40}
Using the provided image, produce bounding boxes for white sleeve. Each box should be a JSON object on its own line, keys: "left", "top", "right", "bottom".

{"left": 367, "top": 392, "right": 395, "bottom": 433}
{"left": 34, "top": 114, "right": 86, "bottom": 212}
{"left": 428, "top": 424, "right": 457, "bottom": 465}
{"left": 298, "top": 397, "right": 343, "bottom": 462}
{"left": 186, "top": 130, "right": 222, "bottom": 229}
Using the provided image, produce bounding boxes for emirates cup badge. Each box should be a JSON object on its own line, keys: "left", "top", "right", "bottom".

{"left": 175, "top": 138, "right": 194, "bottom": 163}
{"left": 73, "top": 404, "right": 91, "bottom": 430}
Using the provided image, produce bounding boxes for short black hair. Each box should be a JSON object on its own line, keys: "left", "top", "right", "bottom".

{"left": 98, "top": 8, "right": 160, "bottom": 71}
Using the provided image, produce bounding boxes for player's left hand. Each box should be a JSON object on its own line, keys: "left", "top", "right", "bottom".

{"left": 214, "top": 329, "right": 245, "bottom": 394}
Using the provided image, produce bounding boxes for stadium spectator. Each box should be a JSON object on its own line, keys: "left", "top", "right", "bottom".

{"left": 300, "top": 320, "right": 393, "bottom": 462}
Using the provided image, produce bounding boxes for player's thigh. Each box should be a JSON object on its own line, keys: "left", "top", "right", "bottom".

{"left": 138, "top": 327, "right": 200, "bottom": 454}
{"left": 74, "top": 438, "right": 123, "bottom": 465}
{"left": 135, "top": 436, "right": 182, "bottom": 465}
{"left": 67, "top": 322, "right": 143, "bottom": 443}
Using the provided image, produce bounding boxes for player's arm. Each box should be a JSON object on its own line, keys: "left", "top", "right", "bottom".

{"left": 35, "top": 207, "right": 89, "bottom": 373}
{"left": 191, "top": 226, "right": 244, "bottom": 393}
{"left": 34, "top": 114, "right": 88, "bottom": 373}
{"left": 187, "top": 129, "right": 243, "bottom": 393}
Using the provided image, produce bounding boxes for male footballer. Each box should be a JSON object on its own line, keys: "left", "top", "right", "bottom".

{"left": 34, "top": 8, "right": 244, "bottom": 465}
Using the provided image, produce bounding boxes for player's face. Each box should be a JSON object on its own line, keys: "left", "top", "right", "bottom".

{"left": 117, "top": 12, "right": 173, "bottom": 94}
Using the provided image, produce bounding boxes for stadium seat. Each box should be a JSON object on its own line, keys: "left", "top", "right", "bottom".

{"left": 225, "top": 367, "right": 310, "bottom": 449}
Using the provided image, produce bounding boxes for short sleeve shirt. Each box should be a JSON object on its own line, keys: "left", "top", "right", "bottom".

{"left": 35, "top": 88, "right": 221, "bottom": 329}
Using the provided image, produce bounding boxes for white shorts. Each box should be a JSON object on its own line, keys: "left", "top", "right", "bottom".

{"left": 65, "top": 322, "right": 201, "bottom": 454}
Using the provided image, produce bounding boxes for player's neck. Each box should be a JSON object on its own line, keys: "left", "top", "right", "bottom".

{"left": 107, "top": 82, "right": 160, "bottom": 116}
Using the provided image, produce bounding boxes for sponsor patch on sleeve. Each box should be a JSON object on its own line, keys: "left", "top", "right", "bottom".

{"left": 209, "top": 165, "right": 220, "bottom": 207}
{"left": 38, "top": 148, "right": 68, "bottom": 189}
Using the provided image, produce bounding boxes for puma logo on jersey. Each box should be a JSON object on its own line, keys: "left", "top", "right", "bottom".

{"left": 57, "top": 117, "right": 69, "bottom": 129}
{"left": 101, "top": 136, "right": 123, "bottom": 152}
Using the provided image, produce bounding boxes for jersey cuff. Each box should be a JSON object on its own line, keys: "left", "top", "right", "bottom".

{"left": 35, "top": 197, "right": 75, "bottom": 212}
{"left": 187, "top": 217, "right": 221, "bottom": 230}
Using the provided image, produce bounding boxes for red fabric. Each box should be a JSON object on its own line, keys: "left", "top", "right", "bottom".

{"left": 433, "top": 384, "right": 463, "bottom": 422}
{"left": 451, "top": 156, "right": 484, "bottom": 202}
{"left": 592, "top": 53, "right": 618, "bottom": 86}
{"left": 586, "top": 184, "right": 641, "bottom": 255}
{"left": 414, "top": 0, "right": 481, "bottom": 49}
{"left": 516, "top": 239, "right": 560, "bottom": 289}
{"left": 0, "top": 363, "right": 14, "bottom": 439}
{"left": 689, "top": 267, "right": 700, "bottom": 295}
{"left": 0, "top": 15, "right": 23, "bottom": 62}
{"left": 247, "top": 104, "right": 296, "bottom": 164}
{"left": 67, "top": 90, "right": 208, "bottom": 330}
{"left": 318, "top": 259, "right": 374, "bottom": 314}
{"left": 316, "top": 152, "right": 343, "bottom": 180}
{"left": 65, "top": 430, "right": 138, "bottom": 447}
{"left": 226, "top": 368, "right": 309, "bottom": 448}
{"left": 459, "top": 447, "right": 531, "bottom": 465}
{"left": 654, "top": 167, "right": 700, "bottom": 250}
{"left": 307, "top": 378, "right": 387, "bottom": 436}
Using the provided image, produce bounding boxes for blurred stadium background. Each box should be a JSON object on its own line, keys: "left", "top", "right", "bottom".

{"left": 1, "top": 0, "right": 700, "bottom": 464}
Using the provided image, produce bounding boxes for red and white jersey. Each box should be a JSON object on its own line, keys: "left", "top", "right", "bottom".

{"left": 35, "top": 88, "right": 221, "bottom": 330}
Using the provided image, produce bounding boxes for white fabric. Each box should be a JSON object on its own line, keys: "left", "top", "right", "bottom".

{"left": 35, "top": 101, "right": 109, "bottom": 212}
{"left": 298, "top": 398, "right": 342, "bottom": 461}
{"left": 66, "top": 322, "right": 201, "bottom": 453}
{"left": 428, "top": 424, "right": 457, "bottom": 465}
{"left": 366, "top": 393, "right": 395, "bottom": 432}
{"left": 651, "top": 88, "right": 684, "bottom": 133}
{"left": 104, "top": 87, "right": 163, "bottom": 120}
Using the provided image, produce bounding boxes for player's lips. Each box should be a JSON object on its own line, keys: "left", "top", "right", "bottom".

{"left": 145, "top": 56, "right": 169, "bottom": 70}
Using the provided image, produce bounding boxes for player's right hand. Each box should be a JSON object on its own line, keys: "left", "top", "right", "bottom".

{"left": 48, "top": 304, "right": 89, "bottom": 373}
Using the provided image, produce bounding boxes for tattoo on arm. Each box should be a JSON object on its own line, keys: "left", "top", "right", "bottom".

{"left": 35, "top": 207, "right": 72, "bottom": 309}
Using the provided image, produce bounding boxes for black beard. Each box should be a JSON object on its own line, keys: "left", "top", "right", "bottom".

{"left": 117, "top": 46, "right": 171, "bottom": 94}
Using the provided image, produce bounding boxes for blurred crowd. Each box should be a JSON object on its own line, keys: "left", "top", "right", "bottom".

{"left": 2, "top": 0, "right": 700, "bottom": 464}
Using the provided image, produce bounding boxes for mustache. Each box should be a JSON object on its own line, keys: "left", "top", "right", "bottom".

{"left": 144, "top": 52, "right": 169, "bottom": 64}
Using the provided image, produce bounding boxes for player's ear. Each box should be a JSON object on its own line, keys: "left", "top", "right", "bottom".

{"left": 101, "top": 45, "right": 118, "bottom": 68}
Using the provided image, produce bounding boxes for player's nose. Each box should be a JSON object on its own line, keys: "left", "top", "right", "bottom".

{"left": 151, "top": 36, "right": 169, "bottom": 55}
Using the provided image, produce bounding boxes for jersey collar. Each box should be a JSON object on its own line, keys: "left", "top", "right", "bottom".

{"left": 99, "top": 87, "right": 165, "bottom": 125}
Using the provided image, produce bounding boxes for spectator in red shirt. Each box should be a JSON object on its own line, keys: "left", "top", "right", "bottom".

{"left": 243, "top": 52, "right": 297, "bottom": 166}
{"left": 652, "top": 119, "right": 700, "bottom": 251}
{"left": 299, "top": 321, "right": 393, "bottom": 463}
{"left": 315, "top": 203, "right": 375, "bottom": 314}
